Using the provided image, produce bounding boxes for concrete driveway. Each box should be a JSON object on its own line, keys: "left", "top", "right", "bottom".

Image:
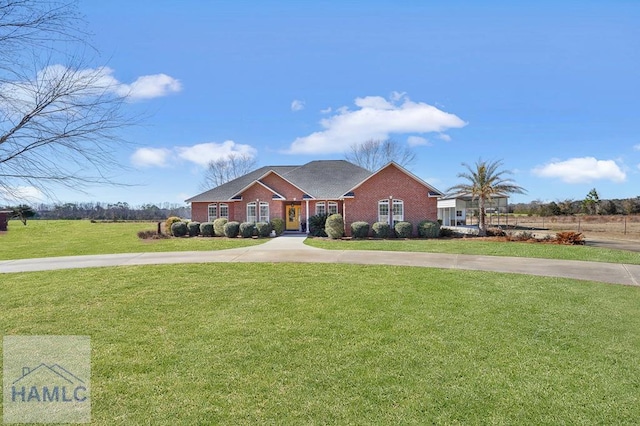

{"left": 1, "top": 234, "right": 639, "bottom": 286}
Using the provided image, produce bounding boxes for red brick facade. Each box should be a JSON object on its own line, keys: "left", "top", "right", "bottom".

{"left": 191, "top": 163, "right": 438, "bottom": 236}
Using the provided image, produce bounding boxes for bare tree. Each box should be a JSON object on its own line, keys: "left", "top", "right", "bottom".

{"left": 201, "top": 153, "right": 257, "bottom": 189}
{"left": 345, "top": 139, "right": 416, "bottom": 172}
{"left": 0, "top": 0, "right": 132, "bottom": 199}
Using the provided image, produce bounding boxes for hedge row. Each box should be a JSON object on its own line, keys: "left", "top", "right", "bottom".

{"left": 160, "top": 218, "right": 283, "bottom": 238}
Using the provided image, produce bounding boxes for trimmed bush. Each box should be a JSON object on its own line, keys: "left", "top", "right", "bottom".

{"left": 255, "top": 221, "right": 272, "bottom": 238}
{"left": 325, "top": 214, "right": 344, "bottom": 239}
{"left": 556, "top": 231, "right": 585, "bottom": 245}
{"left": 187, "top": 221, "right": 200, "bottom": 237}
{"left": 350, "top": 221, "right": 370, "bottom": 239}
{"left": 418, "top": 220, "right": 440, "bottom": 238}
{"left": 171, "top": 221, "right": 188, "bottom": 237}
{"left": 394, "top": 221, "right": 413, "bottom": 238}
{"left": 200, "top": 222, "right": 214, "bottom": 237}
{"left": 224, "top": 221, "right": 240, "bottom": 238}
{"left": 270, "top": 217, "right": 285, "bottom": 236}
{"left": 165, "top": 216, "right": 182, "bottom": 235}
{"left": 372, "top": 222, "right": 391, "bottom": 238}
{"left": 239, "top": 222, "right": 255, "bottom": 238}
{"left": 308, "top": 213, "right": 329, "bottom": 237}
{"left": 213, "top": 218, "right": 228, "bottom": 237}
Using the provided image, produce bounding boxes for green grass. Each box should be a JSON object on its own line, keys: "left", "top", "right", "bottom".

{"left": 305, "top": 238, "right": 640, "bottom": 264}
{"left": 2, "top": 263, "right": 640, "bottom": 424}
{"left": 0, "top": 220, "right": 263, "bottom": 260}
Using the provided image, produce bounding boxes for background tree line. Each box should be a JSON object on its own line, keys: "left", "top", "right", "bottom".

{"left": 511, "top": 194, "right": 640, "bottom": 217}
{"left": 2, "top": 202, "right": 191, "bottom": 221}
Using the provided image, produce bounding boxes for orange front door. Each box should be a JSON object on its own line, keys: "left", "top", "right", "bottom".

{"left": 286, "top": 205, "right": 301, "bottom": 230}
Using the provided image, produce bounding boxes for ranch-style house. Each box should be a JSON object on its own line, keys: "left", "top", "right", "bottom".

{"left": 186, "top": 160, "right": 444, "bottom": 236}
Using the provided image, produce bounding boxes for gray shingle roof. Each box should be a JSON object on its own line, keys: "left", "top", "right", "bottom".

{"left": 186, "top": 160, "right": 372, "bottom": 202}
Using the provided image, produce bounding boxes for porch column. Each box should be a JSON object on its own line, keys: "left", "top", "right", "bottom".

{"left": 305, "top": 199, "right": 309, "bottom": 234}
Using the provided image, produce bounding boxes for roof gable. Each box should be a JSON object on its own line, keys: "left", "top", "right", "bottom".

{"left": 347, "top": 162, "right": 444, "bottom": 196}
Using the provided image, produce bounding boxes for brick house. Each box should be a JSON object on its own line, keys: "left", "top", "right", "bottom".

{"left": 186, "top": 160, "right": 443, "bottom": 236}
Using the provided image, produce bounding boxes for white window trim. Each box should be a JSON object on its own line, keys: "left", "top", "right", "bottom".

{"left": 328, "top": 201, "right": 338, "bottom": 215}
{"left": 247, "top": 202, "right": 257, "bottom": 223}
{"left": 392, "top": 199, "right": 404, "bottom": 224}
{"left": 259, "top": 202, "right": 269, "bottom": 222}
{"left": 220, "top": 203, "right": 229, "bottom": 219}
{"left": 315, "top": 201, "right": 326, "bottom": 216}
{"left": 378, "top": 199, "right": 390, "bottom": 224}
{"left": 208, "top": 203, "right": 217, "bottom": 222}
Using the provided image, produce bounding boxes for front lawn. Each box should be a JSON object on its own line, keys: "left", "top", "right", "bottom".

{"left": 305, "top": 238, "right": 640, "bottom": 264}
{"left": 0, "top": 220, "right": 264, "bottom": 260}
{"left": 2, "top": 263, "right": 639, "bottom": 424}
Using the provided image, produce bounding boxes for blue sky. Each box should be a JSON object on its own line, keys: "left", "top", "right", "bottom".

{"left": 11, "top": 0, "right": 640, "bottom": 206}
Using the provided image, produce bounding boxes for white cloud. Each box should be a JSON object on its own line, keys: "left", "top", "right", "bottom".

{"left": 407, "top": 136, "right": 431, "bottom": 147}
{"left": 0, "top": 186, "right": 44, "bottom": 203}
{"left": 291, "top": 99, "right": 305, "bottom": 112}
{"left": 131, "top": 147, "right": 172, "bottom": 168}
{"left": 532, "top": 157, "right": 626, "bottom": 184}
{"left": 176, "top": 141, "right": 257, "bottom": 167}
{"left": 121, "top": 73, "right": 182, "bottom": 100}
{"left": 287, "top": 93, "right": 466, "bottom": 154}
{"left": 437, "top": 133, "right": 452, "bottom": 142}
{"left": 0, "top": 65, "right": 181, "bottom": 116}
{"left": 320, "top": 107, "right": 332, "bottom": 114}
{"left": 634, "top": 144, "right": 640, "bottom": 151}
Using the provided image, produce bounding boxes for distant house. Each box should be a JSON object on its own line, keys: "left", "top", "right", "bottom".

{"left": 437, "top": 193, "right": 509, "bottom": 226}
{"left": 186, "top": 160, "right": 443, "bottom": 236}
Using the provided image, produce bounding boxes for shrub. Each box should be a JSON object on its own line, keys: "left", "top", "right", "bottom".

{"left": 439, "top": 227, "right": 454, "bottom": 237}
{"left": 200, "top": 222, "right": 214, "bottom": 237}
{"left": 394, "top": 221, "right": 413, "bottom": 238}
{"left": 239, "top": 222, "right": 255, "bottom": 238}
{"left": 165, "top": 216, "right": 182, "bottom": 235}
{"left": 213, "top": 218, "right": 228, "bottom": 237}
{"left": 137, "top": 230, "right": 168, "bottom": 240}
{"left": 556, "top": 231, "right": 585, "bottom": 245}
{"left": 270, "top": 217, "right": 285, "bottom": 236}
{"left": 187, "top": 221, "right": 200, "bottom": 237}
{"left": 486, "top": 227, "right": 506, "bottom": 237}
{"left": 325, "top": 214, "right": 344, "bottom": 239}
{"left": 350, "top": 221, "right": 369, "bottom": 239}
{"left": 224, "top": 221, "right": 240, "bottom": 238}
{"left": 255, "top": 221, "right": 272, "bottom": 237}
{"left": 308, "top": 213, "right": 329, "bottom": 237}
{"left": 505, "top": 231, "right": 535, "bottom": 242}
{"left": 418, "top": 220, "right": 440, "bottom": 238}
{"left": 171, "top": 221, "right": 188, "bottom": 237}
{"left": 372, "top": 222, "right": 391, "bottom": 238}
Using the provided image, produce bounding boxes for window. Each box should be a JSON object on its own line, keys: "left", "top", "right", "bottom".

{"left": 392, "top": 199, "right": 404, "bottom": 224}
{"left": 259, "top": 202, "right": 269, "bottom": 222}
{"left": 378, "top": 200, "right": 389, "bottom": 224}
{"left": 456, "top": 210, "right": 463, "bottom": 217}
{"left": 246, "top": 202, "right": 257, "bottom": 223}
{"left": 315, "top": 202, "right": 326, "bottom": 216}
{"left": 208, "top": 204, "right": 217, "bottom": 222}
{"left": 220, "top": 203, "right": 229, "bottom": 219}
{"left": 328, "top": 201, "right": 338, "bottom": 215}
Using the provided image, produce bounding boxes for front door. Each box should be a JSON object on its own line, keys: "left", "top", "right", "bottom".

{"left": 286, "top": 204, "right": 301, "bottom": 231}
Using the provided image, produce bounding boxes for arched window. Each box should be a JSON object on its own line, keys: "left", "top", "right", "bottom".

{"left": 392, "top": 199, "right": 404, "bottom": 224}
{"left": 219, "top": 203, "right": 229, "bottom": 220}
{"left": 259, "top": 202, "right": 269, "bottom": 222}
{"left": 378, "top": 200, "right": 389, "bottom": 224}
{"left": 208, "top": 203, "right": 217, "bottom": 222}
{"left": 246, "top": 202, "right": 257, "bottom": 223}
{"left": 328, "top": 201, "right": 338, "bottom": 215}
{"left": 315, "top": 202, "right": 326, "bottom": 215}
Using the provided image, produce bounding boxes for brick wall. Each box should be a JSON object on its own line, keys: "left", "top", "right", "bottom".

{"left": 343, "top": 164, "right": 438, "bottom": 236}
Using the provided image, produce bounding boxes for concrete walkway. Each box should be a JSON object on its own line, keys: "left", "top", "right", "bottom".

{"left": 1, "top": 234, "right": 639, "bottom": 286}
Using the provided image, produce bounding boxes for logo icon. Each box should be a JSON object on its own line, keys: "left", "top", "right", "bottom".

{"left": 3, "top": 336, "right": 91, "bottom": 423}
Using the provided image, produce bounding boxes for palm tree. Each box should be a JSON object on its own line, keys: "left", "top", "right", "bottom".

{"left": 448, "top": 159, "right": 526, "bottom": 236}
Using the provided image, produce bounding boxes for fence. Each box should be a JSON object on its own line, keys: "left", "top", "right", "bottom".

{"left": 474, "top": 214, "right": 640, "bottom": 240}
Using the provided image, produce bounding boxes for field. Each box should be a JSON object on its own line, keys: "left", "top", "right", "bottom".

{"left": 483, "top": 214, "right": 640, "bottom": 241}
{"left": 2, "top": 264, "right": 640, "bottom": 424}
{"left": 0, "top": 220, "right": 263, "bottom": 260}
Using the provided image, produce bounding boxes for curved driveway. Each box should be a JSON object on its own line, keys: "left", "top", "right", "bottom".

{"left": 1, "top": 235, "right": 639, "bottom": 286}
